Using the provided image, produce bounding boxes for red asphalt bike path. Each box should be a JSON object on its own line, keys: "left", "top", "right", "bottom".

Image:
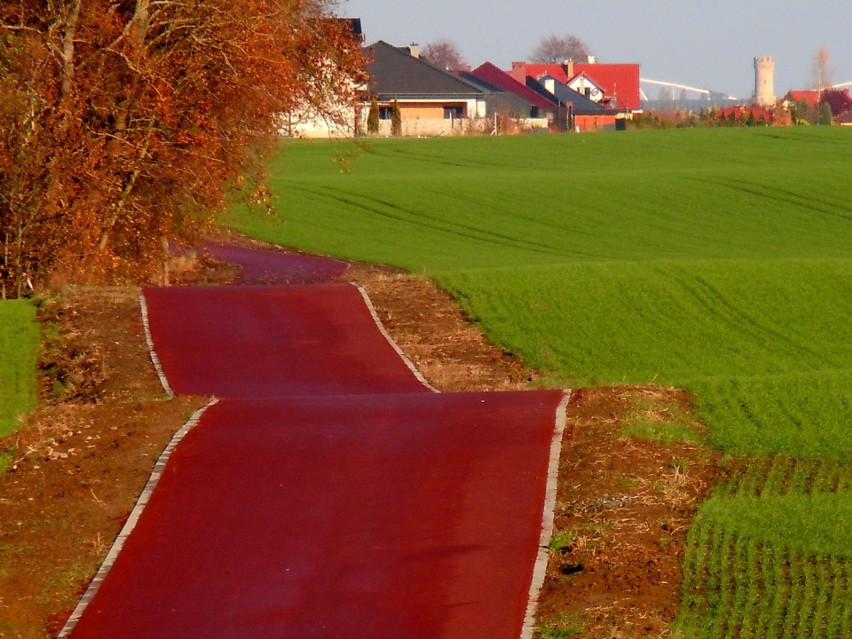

{"left": 63, "top": 245, "right": 567, "bottom": 639}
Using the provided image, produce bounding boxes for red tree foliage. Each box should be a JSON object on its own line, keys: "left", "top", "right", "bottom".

{"left": 0, "top": 1, "right": 365, "bottom": 297}
{"left": 820, "top": 89, "right": 852, "bottom": 116}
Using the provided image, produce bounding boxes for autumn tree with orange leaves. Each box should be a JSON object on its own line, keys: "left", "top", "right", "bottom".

{"left": 0, "top": 1, "right": 364, "bottom": 297}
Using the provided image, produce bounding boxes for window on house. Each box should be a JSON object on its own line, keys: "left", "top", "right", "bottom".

{"left": 443, "top": 106, "right": 464, "bottom": 119}
{"left": 379, "top": 107, "right": 394, "bottom": 120}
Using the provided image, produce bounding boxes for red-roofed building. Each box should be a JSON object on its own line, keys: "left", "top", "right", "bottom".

{"left": 510, "top": 60, "right": 641, "bottom": 111}
{"left": 470, "top": 62, "right": 559, "bottom": 120}
{"left": 786, "top": 88, "right": 852, "bottom": 115}
{"left": 509, "top": 63, "right": 570, "bottom": 85}
{"left": 564, "top": 72, "right": 609, "bottom": 106}
{"left": 784, "top": 90, "right": 821, "bottom": 108}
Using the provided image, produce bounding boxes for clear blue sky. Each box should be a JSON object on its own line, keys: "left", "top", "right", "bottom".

{"left": 340, "top": 0, "right": 852, "bottom": 99}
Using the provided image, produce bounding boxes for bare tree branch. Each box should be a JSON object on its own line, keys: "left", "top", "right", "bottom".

{"left": 530, "top": 34, "right": 592, "bottom": 64}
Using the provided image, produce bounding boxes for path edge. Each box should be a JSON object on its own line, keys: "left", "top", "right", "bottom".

{"left": 521, "top": 389, "right": 572, "bottom": 639}
{"left": 354, "top": 283, "right": 440, "bottom": 394}
{"left": 139, "top": 290, "right": 174, "bottom": 398}
{"left": 56, "top": 398, "right": 218, "bottom": 638}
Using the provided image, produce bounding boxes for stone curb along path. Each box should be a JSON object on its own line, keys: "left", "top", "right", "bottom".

{"left": 59, "top": 245, "right": 568, "bottom": 639}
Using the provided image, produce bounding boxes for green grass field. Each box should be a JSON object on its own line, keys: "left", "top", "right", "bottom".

{"left": 438, "top": 259, "right": 851, "bottom": 461}
{"left": 228, "top": 128, "right": 852, "bottom": 637}
{"left": 679, "top": 460, "right": 851, "bottom": 638}
{"left": 231, "top": 129, "right": 851, "bottom": 270}
{"left": 0, "top": 300, "right": 39, "bottom": 438}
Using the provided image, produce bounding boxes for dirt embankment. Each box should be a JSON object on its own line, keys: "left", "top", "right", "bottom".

{"left": 0, "top": 244, "right": 717, "bottom": 639}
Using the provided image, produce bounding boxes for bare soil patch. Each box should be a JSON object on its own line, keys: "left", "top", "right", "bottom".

{"left": 0, "top": 243, "right": 718, "bottom": 639}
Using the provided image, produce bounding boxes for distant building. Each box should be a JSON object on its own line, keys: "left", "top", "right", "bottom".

{"left": 754, "top": 56, "right": 776, "bottom": 107}
{"left": 529, "top": 74, "right": 619, "bottom": 131}
{"left": 362, "top": 41, "right": 488, "bottom": 137}
{"left": 784, "top": 90, "right": 821, "bottom": 109}
{"left": 784, "top": 88, "right": 852, "bottom": 116}
{"left": 509, "top": 60, "right": 641, "bottom": 112}
{"left": 281, "top": 18, "right": 365, "bottom": 138}
{"left": 469, "top": 62, "right": 558, "bottom": 122}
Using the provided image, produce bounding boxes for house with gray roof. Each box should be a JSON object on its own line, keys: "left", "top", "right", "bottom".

{"left": 530, "top": 75, "right": 620, "bottom": 131}
{"left": 363, "top": 41, "right": 488, "bottom": 136}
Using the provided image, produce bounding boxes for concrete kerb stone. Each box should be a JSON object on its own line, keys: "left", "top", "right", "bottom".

{"left": 354, "top": 283, "right": 440, "bottom": 394}
{"left": 57, "top": 398, "right": 218, "bottom": 638}
{"left": 59, "top": 290, "right": 213, "bottom": 637}
{"left": 521, "top": 389, "right": 571, "bottom": 639}
{"left": 139, "top": 291, "right": 174, "bottom": 398}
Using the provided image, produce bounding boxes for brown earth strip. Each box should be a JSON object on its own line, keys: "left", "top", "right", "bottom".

{"left": 0, "top": 245, "right": 718, "bottom": 639}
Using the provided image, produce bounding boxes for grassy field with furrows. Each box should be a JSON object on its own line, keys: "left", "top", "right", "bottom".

{"left": 437, "top": 259, "right": 851, "bottom": 460}
{"left": 0, "top": 301, "right": 39, "bottom": 438}
{"left": 228, "top": 128, "right": 852, "bottom": 637}
{"left": 230, "top": 128, "right": 852, "bottom": 271}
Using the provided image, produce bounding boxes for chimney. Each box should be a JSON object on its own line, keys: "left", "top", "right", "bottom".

{"left": 587, "top": 55, "right": 596, "bottom": 64}
{"left": 408, "top": 43, "right": 419, "bottom": 58}
{"left": 563, "top": 60, "right": 574, "bottom": 78}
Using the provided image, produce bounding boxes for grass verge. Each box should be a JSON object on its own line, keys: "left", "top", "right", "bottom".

{"left": 0, "top": 300, "right": 39, "bottom": 443}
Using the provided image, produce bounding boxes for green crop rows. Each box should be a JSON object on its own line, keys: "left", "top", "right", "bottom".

{"left": 438, "top": 259, "right": 851, "bottom": 461}
{"left": 0, "top": 300, "right": 39, "bottom": 438}
{"left": 679, "top": 460, "right": 851, "bottom": 638}
{"left": 228, "top": 128, "right": 852, "bottom": 637}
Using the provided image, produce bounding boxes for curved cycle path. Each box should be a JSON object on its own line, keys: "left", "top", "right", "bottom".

{"left": 63, "top": 245, "right": 567, "bottom": 639}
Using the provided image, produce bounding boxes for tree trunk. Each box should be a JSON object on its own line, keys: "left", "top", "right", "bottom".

{"left": 97, "top": 0, "right": 153, "bottom": 254}
{"left": 59, "top": 0, "right": 82, "bottom": 101}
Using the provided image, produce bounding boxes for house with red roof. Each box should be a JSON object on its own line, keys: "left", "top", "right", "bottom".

{"left": 510, "top": 63, "right": 571, "bottom": 85}
{"left": 509, "top": 60, "right": 641, "bottom": 112}
{"left": 458, "top": 71, "right": 545, "bottom": 123}
{"left": 564, "top": 71, "right": 610, "bottom": 106}
{"left": 469, "top": 62, "right": 559, "bottom": 123}
{"left": 785, "top": 88, "right": 852, "bottom": 115}
{"left": 784, "top": 90, "right": 820, "bottom": 109}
